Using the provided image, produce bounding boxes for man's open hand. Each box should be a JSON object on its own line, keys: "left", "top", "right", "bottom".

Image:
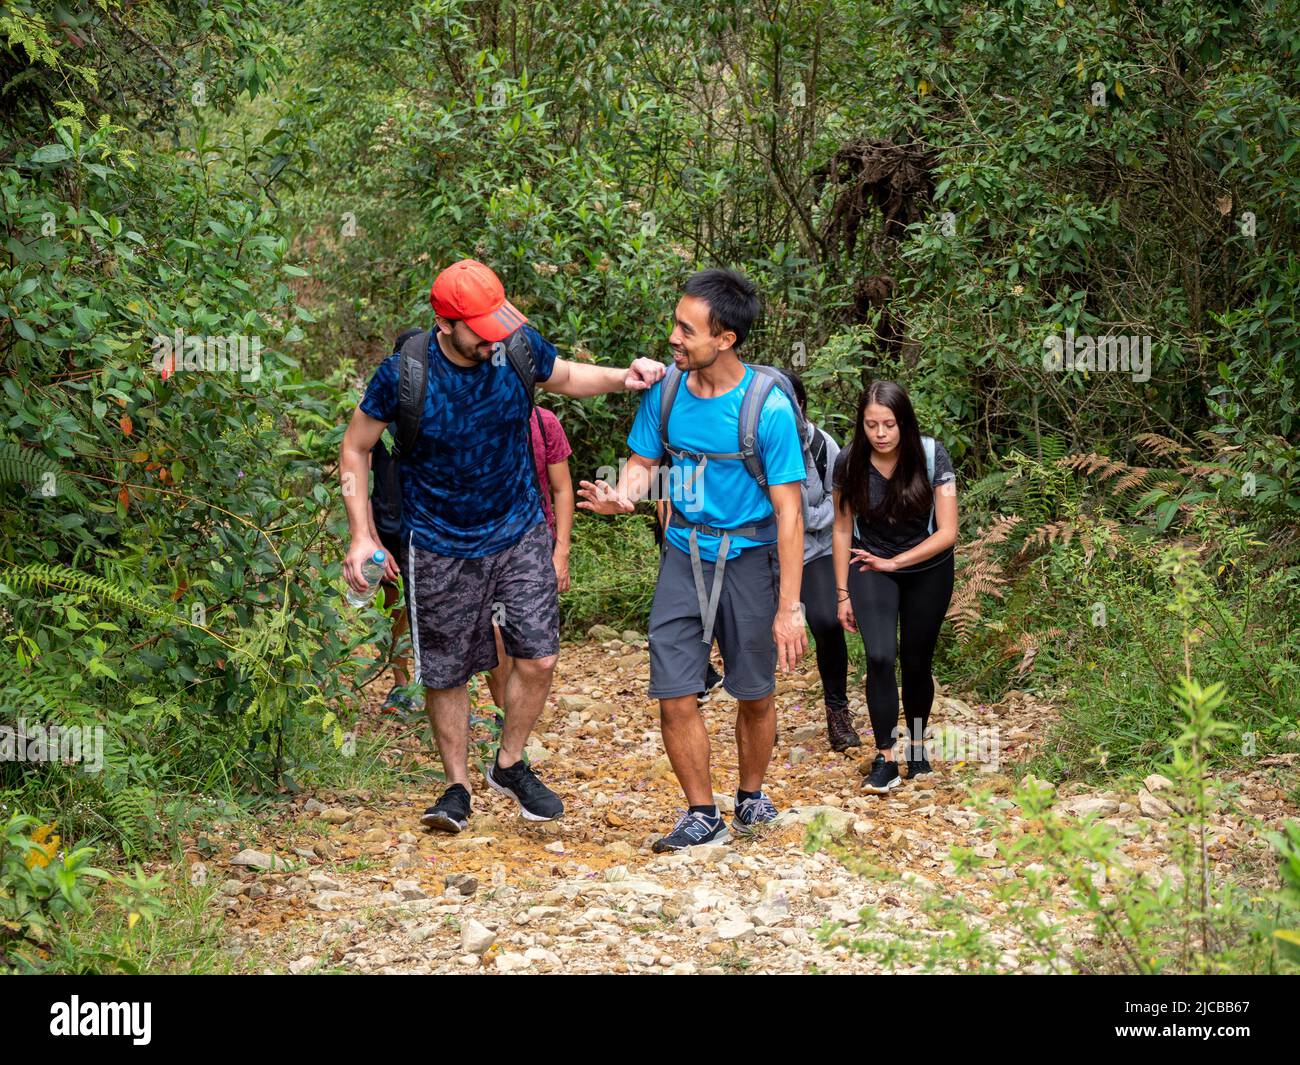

{"left": 577, "top": 479, "right": 635, "bottom": 516}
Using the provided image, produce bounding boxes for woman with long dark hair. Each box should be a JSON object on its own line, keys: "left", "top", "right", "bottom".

{"left": 832, "top": 380, "right": 958, "bottom": 794}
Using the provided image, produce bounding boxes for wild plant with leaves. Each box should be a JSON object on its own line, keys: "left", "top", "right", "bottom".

{"left": 2, "top": 4, "right": 373, "bottom": 885}
{"left": 808, "top": 548, "right": 1300, "bottom": 974}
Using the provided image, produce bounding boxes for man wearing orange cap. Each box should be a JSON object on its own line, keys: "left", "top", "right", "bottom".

{"left": 340, "top": 260, "right": 665, "bottom": 831}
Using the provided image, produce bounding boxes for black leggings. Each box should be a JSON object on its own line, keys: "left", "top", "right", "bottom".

{"left": 800, "top": 554, "right": 849, "bottom": 711}
{"left": 847, "top": 552, "right": 954, "bottom": 751}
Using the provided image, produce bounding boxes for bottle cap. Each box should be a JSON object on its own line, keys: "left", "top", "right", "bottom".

{"left": 372, "top": 550, "right": 387, "bottom": 564}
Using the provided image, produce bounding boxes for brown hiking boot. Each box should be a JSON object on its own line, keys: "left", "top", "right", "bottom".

{"left": 826, "top": 704, "right": 861, "bottom": 752}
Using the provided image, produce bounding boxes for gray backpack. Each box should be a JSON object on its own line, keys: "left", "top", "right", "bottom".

{"left": 656, "top": 363, "right": 816, "bottom": 644}
{"left": 658, "top": 362, "right": 817, "bottom": 518}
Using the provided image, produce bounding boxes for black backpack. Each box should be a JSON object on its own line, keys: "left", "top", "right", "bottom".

{"left": 809, "top": 426, "right": 829, "bottom": 486}
{"left": 372, "top": 327, "right": 540, "bottom": 532}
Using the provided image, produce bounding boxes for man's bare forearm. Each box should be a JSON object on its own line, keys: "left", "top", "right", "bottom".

{"left": 615, "top": 456, "right": 657, "bottom": 507}
{"left": 776, "top": 508, "right": 804, "bottom": 610}
{"left": 340, "top": 440, "right": 375, "bottom": 539}
{"left": 547, "top": 360, "right": 628, "bottom": 398}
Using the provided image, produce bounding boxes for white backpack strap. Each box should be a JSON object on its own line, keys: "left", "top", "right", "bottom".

{"left": 922, "top": 435, "right": 936, "bottom": 535}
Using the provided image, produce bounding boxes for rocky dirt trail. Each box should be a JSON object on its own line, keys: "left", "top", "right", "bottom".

{"left": 206, "top": 631, "right": 1298, "bottom": 975}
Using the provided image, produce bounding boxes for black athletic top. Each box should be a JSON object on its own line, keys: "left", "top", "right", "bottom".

{"left": 832, "top": 439, "right": 956, "bottom": 573}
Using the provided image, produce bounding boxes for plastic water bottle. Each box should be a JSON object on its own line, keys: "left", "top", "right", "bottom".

{"left": 346, "top": 549, "right": 387, "bottom": 607}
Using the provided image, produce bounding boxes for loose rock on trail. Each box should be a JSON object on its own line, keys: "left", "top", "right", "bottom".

{"left": 205, "top": 635, "right": 1298, "bottom": 974}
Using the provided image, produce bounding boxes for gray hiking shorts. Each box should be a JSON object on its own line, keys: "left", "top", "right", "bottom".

{"left": 406, "top": 520, "right": 560, "bottom": 689}
{"left": 648, "top": 541, "right": 780, "bottom": 701}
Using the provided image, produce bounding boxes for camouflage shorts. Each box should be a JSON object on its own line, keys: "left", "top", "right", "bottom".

{"left": 405, "top": 520, "right": 559, "bottom": 689}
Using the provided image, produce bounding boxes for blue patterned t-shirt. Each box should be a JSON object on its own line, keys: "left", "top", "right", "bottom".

{"left": 359, "top": 325, "right": 557, "bottom": 558}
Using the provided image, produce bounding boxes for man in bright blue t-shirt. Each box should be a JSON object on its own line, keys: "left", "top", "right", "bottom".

{"left": 578, "top": 268, "right": 808, "bottom": 852}
{"left": 340, "top": 260, "right": 666, "bottom": 835}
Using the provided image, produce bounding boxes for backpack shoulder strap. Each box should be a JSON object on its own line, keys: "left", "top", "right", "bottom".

{"left": 500, "top": 328, "right": 546, "bottom": 510}
{"left": 503, "top": 327, "right": 537, "bottom": 408}
{"left": 535, "top": 406, "right": 553, "bottom": 457}
{"left": 659, "top": 364, "right": 685, "bottom": 454}
{"left": 737, "top": 366, "right": 781, "bottom": 487}
{"left": 394, "top": 330, "right": 431, "bottom": 460}
{"left": 811, "top": 427, "right": 829, "bottom": 485}
{"left": 741, "top": 365, "right": 813, "bottom": 489}
{"left": 922, "top": 435, "right": 937, "bottom": 534}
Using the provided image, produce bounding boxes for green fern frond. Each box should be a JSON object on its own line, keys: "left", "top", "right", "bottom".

{"left": 0, "top": 441, "right": 88, "bottom": 506}
{"left": 1037, "top": 432, "right": 1067, "bottom": 464}
{"left": 0, "top": 561, "right": 175, "bottom": 623}
{"left": 963, "top": 469, "right": 1017, "bottom": 505}
{"left": 103, "top": 785, "right": 156, "bottom": 857}
{"left": 0, "top": 670, "right": 98, "bottom": 721}
{"left": 3, "top": 564, "right": 276, "bottom": 693}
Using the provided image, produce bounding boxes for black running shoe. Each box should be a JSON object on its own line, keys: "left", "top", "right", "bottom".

{"left": 907, "top": 753, "right": 933, "bottom": 779}
{"left": 485, "top": 754, "right": 564, "bottom": 822}
{"left": 652, "top": 810, "right": 730, "bottom": 852}
{"left": 698, "top": 662, "right": 725, "bottom": 702}
{"left": 421, "top": 783, "right": 471, "bottom": 833}
{"left": 861, "top": 753, "right": 902, "bottom": 794}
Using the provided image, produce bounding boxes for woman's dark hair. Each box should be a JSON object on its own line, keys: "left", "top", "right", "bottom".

{"left": 682, "top": 268, "right": 761, "bottom": 347}
{"left": 838, "top": 380, "right": 932, "bottom": 527}
{"left": 782, "top": 369, "right": 807, "bottom": 416}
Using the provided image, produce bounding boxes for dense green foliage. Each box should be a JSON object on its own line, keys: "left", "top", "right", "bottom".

{"left": 2, "top": 0, "right": 1297, "bottom": 971}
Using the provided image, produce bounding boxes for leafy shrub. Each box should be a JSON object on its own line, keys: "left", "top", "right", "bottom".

{"left": 807, "top": 550, "right": 1300, "bottom": 974}
{"left": 560, "top": 512, "right": 659, "bottom": 636}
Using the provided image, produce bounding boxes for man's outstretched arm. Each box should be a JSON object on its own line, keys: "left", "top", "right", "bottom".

{"left": 541, "top": 356, "right": 665, "bottom": 398}
{"left": 576, "top": 451, "right": 658, "bottom": 516}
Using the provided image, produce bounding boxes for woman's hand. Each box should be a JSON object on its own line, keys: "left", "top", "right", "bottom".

{"left": 837, "top": 597, "right": 857, "bottom": 634}
{"left": 850, "top": 548, "right": 899, "bottom": 573}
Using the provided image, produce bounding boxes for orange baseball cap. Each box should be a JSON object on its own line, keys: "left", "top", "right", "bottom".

{"left": 429, "top": 259, "right": 528, "bottom": 343}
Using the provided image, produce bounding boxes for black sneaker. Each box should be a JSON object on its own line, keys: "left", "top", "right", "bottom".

{"left": 421, "top": 783, "right": 471, "bottom": 833}
{"left": 907, "top": 752, "right": 933, "bottom": 779}
{"left": 485, "top": 754, "right": 564, "bottom": 822}
{"left": 698, "top": 662, "right": 725, "bottom": 702}
{"left": 652, "top": 810, "right": 730, "bottom": 852}
{"left": 861, "top": 753, "right": 902, "bottom": 794}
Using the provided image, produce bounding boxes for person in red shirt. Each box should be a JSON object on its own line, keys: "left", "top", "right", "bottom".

{"left": 485, "top": 405, "right": 573, "bottom": 708}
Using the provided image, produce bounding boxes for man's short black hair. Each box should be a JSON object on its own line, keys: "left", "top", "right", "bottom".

{"left": 682, "top": 268, "right": 761, "bottom": 348}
